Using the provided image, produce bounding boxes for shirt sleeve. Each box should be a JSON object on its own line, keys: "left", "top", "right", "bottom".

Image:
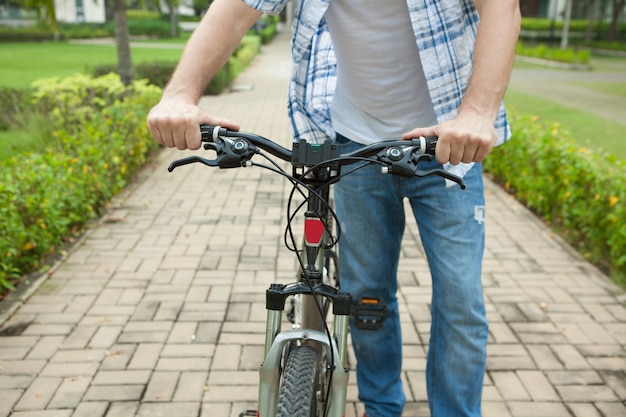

{"left": 242, "top": 0, "right": 289, "bottom": 15}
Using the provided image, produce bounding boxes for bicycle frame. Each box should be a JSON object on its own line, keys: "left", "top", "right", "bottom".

{"left": 258, "top": 164, "right": 352, "bottom": 417}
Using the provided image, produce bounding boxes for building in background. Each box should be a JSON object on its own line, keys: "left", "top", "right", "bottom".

{"left": 54, "top": 0, "right": 106, "bottom": 23}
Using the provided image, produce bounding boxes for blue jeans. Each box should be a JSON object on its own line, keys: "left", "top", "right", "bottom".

{"left": 333, "top": 138, "right": 488, "bottom": 417}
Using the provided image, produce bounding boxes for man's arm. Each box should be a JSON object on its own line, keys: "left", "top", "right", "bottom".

{"left": 403, "top": 0, "right": 521, "bottom": 165}
{"left": 147, "top": 0, "right": 262, "bottom": 150}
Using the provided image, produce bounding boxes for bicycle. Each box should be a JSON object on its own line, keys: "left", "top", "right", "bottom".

{"left": 167, "top": 125, "right": 465, "bottom": 417}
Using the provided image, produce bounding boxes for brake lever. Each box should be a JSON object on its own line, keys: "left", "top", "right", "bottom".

{"left": 168, "top": 155, "right": 219, "bottom": 172}
{"left": 168, "top": 138, "right": 257, "bottom": 172}
{"left": 377, "top": 146, "right": 466, "bottom": 189}
{"left": 167, "top": 141, "right": 225, "bottom": 172}
{"left": 415, "top": 161, "right": 467, "bottom": 189}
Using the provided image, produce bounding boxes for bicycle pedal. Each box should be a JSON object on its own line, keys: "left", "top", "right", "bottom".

{"left": 353, "top": 297, "right": 387, "bottom": 330}
{"left": 239, "top": 410, "right": 258, "bottom": 417}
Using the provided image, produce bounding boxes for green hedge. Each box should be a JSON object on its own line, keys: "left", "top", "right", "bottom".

{"left": 0, "top": 25, "right": 63, "bottom": 42}
{"left": 0, "top": 74, "right": 161, "bottom": 291}
{"left": 125, "top": 19, "right": 176, "bottom": 38}
{"left": 251, "top": 14, "right": 280, "bottom": 44}
{"left": 126, "top": 10, "right": 161, "bottom": 20}
{"left": 484, "top": 113, "right": 626, "bottom": 286}
{"left": 0, "top": 19, "right": 175, "bottom": 41}
{"left": 92, "top": 34, "right": 262, "bottom": 94}
{"left": 1, "top": 12, "right": 278, "bottom": 42}
{"left": 57, "top": 22, "right": 111, "bottom": 39}
{"left": 520, "top": 18, "right": 626, "bottom": 42}
{"left": 521, "top": 17, "right": 626, "bottom": 34}
{"left": 516, "top": 41, "right": 591, "bottom": 64}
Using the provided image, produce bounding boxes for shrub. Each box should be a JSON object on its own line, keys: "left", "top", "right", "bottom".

{"left": 520, "top": 18, "right": 626, "bottom": 35}
{"left": 134, "top": 61, "right": 178, "bottom": 87}
{"left": 126, "top": 10, "right": 161, "bottom": 20}
{"left": 235, "top": 35, "right": 262, "bottom": 67}
{"left": 250, "top": 14, "right": 280, "bottom": 44}
{"left": 520, "top": 18, "right": 626, "bottom": 42}
{"left": 0, "top": 25, "right": 63, "bottom": 42}
{"left": 92, "top": 34, "right": 262, "bottom": 94}
{"left": 58, "top": 22, "right": 112, "bottom": 39}
{"left": 521, "top": 18, "right": 589, "bottom": 33}
{"left": 0, "top": 87, "right": 31, "bottom": 131}
{"left": 0, "top": 74, "right": 161, "bottom": 291}
{"left": 0, "top": 18, "right": 176, "bottom": 41}
{"left": 516, "top": 41, "right": 591, "bottom": 64}
{"left": 93, "top": 61, "right": 177, "bottom": 88}
{"left": 484, "top": 112, "right": 626, "bottom": 286}
{"left": 100, "top": 19, "right": 175, "bottom": 39}
{"left": 575, "top": 40, "right": 626, "bottom": 53}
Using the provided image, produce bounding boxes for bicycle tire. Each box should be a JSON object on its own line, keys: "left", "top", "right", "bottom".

{"left": 275, "top": 345, "right": 325, "bottom": 417}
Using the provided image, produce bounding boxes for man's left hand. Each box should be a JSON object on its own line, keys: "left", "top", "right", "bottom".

{"left": 402, "top": 112, "right": 497, "bottom": 165}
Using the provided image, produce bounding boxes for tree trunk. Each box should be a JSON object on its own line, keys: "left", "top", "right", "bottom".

{"left": 609, "top": 0, "right": 625, "bottom": 40}
{"left": 170, "top": 3, "right": 179, "bottom": 38}
{"left": 585, "top": 0, "right": 596, "bottom": 42}
{"left": 561, "top": 0, "right": 573, "bottom": 49}
{"left": 114, "top": 0, "right": 134, "bottom": 86}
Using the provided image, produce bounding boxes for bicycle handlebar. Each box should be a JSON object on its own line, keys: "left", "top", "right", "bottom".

{"left": 167, "top": 125, "right": 466, "bottom": 189}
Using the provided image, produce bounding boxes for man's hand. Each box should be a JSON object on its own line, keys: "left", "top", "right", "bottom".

{"left": 402, "top": 111, "right": 497, "bottom": 165}
{"left": 403, "top": 0, "right": 518, "bottom": 166}
{"left": 145, "top": 0, "right": 261, "bottom": 151}
{"left": 147, "top": 100, "right": 239, "bottom": 151}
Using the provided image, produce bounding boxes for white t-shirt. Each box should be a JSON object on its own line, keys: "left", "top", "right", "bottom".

{"left": 324, "top": 0, "right": 438, "bottom": 144}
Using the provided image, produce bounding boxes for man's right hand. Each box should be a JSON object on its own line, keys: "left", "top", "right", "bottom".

{"left": 147, "top": 100, "right": 240, "bottom": 151}
{"left": 144, "top": 0, "right": 262, "bottom": 151}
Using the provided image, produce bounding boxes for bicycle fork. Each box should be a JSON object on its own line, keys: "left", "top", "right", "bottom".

{"left": 258, "top": 210, "right": 351, "bottom": 417}
{"left": 258, "top": 283, "right": 351, "bottom": 417}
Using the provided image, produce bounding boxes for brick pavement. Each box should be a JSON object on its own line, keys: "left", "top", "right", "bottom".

{"left": 1, "top": 30, "right": 625, "bottom": 417}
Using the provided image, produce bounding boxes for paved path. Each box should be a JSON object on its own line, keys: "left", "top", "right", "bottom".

{"left": 1, "top": 30, "right": 625, "bottom": 417}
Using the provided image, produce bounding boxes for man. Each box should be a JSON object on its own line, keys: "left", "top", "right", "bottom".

{"left": 147, "top": 0, "right": 520, "bottom": 416}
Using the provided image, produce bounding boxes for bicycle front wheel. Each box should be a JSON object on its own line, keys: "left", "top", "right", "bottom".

{"left": 275, "top": 344, "right": 325, "bottom": 417}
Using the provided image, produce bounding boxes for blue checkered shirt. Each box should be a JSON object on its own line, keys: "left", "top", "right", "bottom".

{"left": 244, "top": 0, "right": 511, "bottom": 153}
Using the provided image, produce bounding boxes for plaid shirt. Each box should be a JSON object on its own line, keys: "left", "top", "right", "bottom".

{"left": 244, "top": 0, "right": 511, "bottom": 151}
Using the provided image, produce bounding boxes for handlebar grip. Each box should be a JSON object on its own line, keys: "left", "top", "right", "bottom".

{"left": 423, "top": 136, "right": 437, "bottom": 155}
{"left": 200, "top": 125, "right": 228, "bottom": 142}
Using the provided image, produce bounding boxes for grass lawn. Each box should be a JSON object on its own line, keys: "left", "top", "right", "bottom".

{"left": 0, "top": 40, "right": 186, "bottom": 161}
{"left": 0, "top": 42, "right": 184, "bottom": 88}
{"left": 507, "top": 54, "right": 626, "bottom": 161}
{"left": 574, "top": 82, "right": 626, "bottom": 99}
{"left": 504, "top": 89, "right": 626, "bottom": 160}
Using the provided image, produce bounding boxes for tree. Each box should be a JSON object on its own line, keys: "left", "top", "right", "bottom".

{"left": 164, "top": 0, "right": 180, "bottom": 38}
{"left": 190, "top": 0, "right": 211, "bottom": 16}
{"left": 561, "top": 0, "right": 574, "bottom": 48}
{"left": 19, "top": 0, "right": 59, "bottom": 40}
{"left": 585, "top": 0, "right": 597, "bottom": 42}
{"left": 609, "top": 0, "right": 626, "bottom": 40}
{"left": 113, "top": 0, "right": 134, "bottom": 85}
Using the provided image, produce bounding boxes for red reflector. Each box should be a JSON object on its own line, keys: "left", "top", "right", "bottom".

{"left": 305, "top": 218, "right": 325, "bottom": 245}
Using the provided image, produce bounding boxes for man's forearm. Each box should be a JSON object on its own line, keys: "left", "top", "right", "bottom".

{"left": 461, "top": 0, "right": 521, "bottom": 121}
{"left": 163, "top": 0, "right": 262, "bottom": 104}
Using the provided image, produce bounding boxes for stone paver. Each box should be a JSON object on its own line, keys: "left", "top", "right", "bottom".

{"left": 1, "top": 30, "right": 625, "bottom": 417}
